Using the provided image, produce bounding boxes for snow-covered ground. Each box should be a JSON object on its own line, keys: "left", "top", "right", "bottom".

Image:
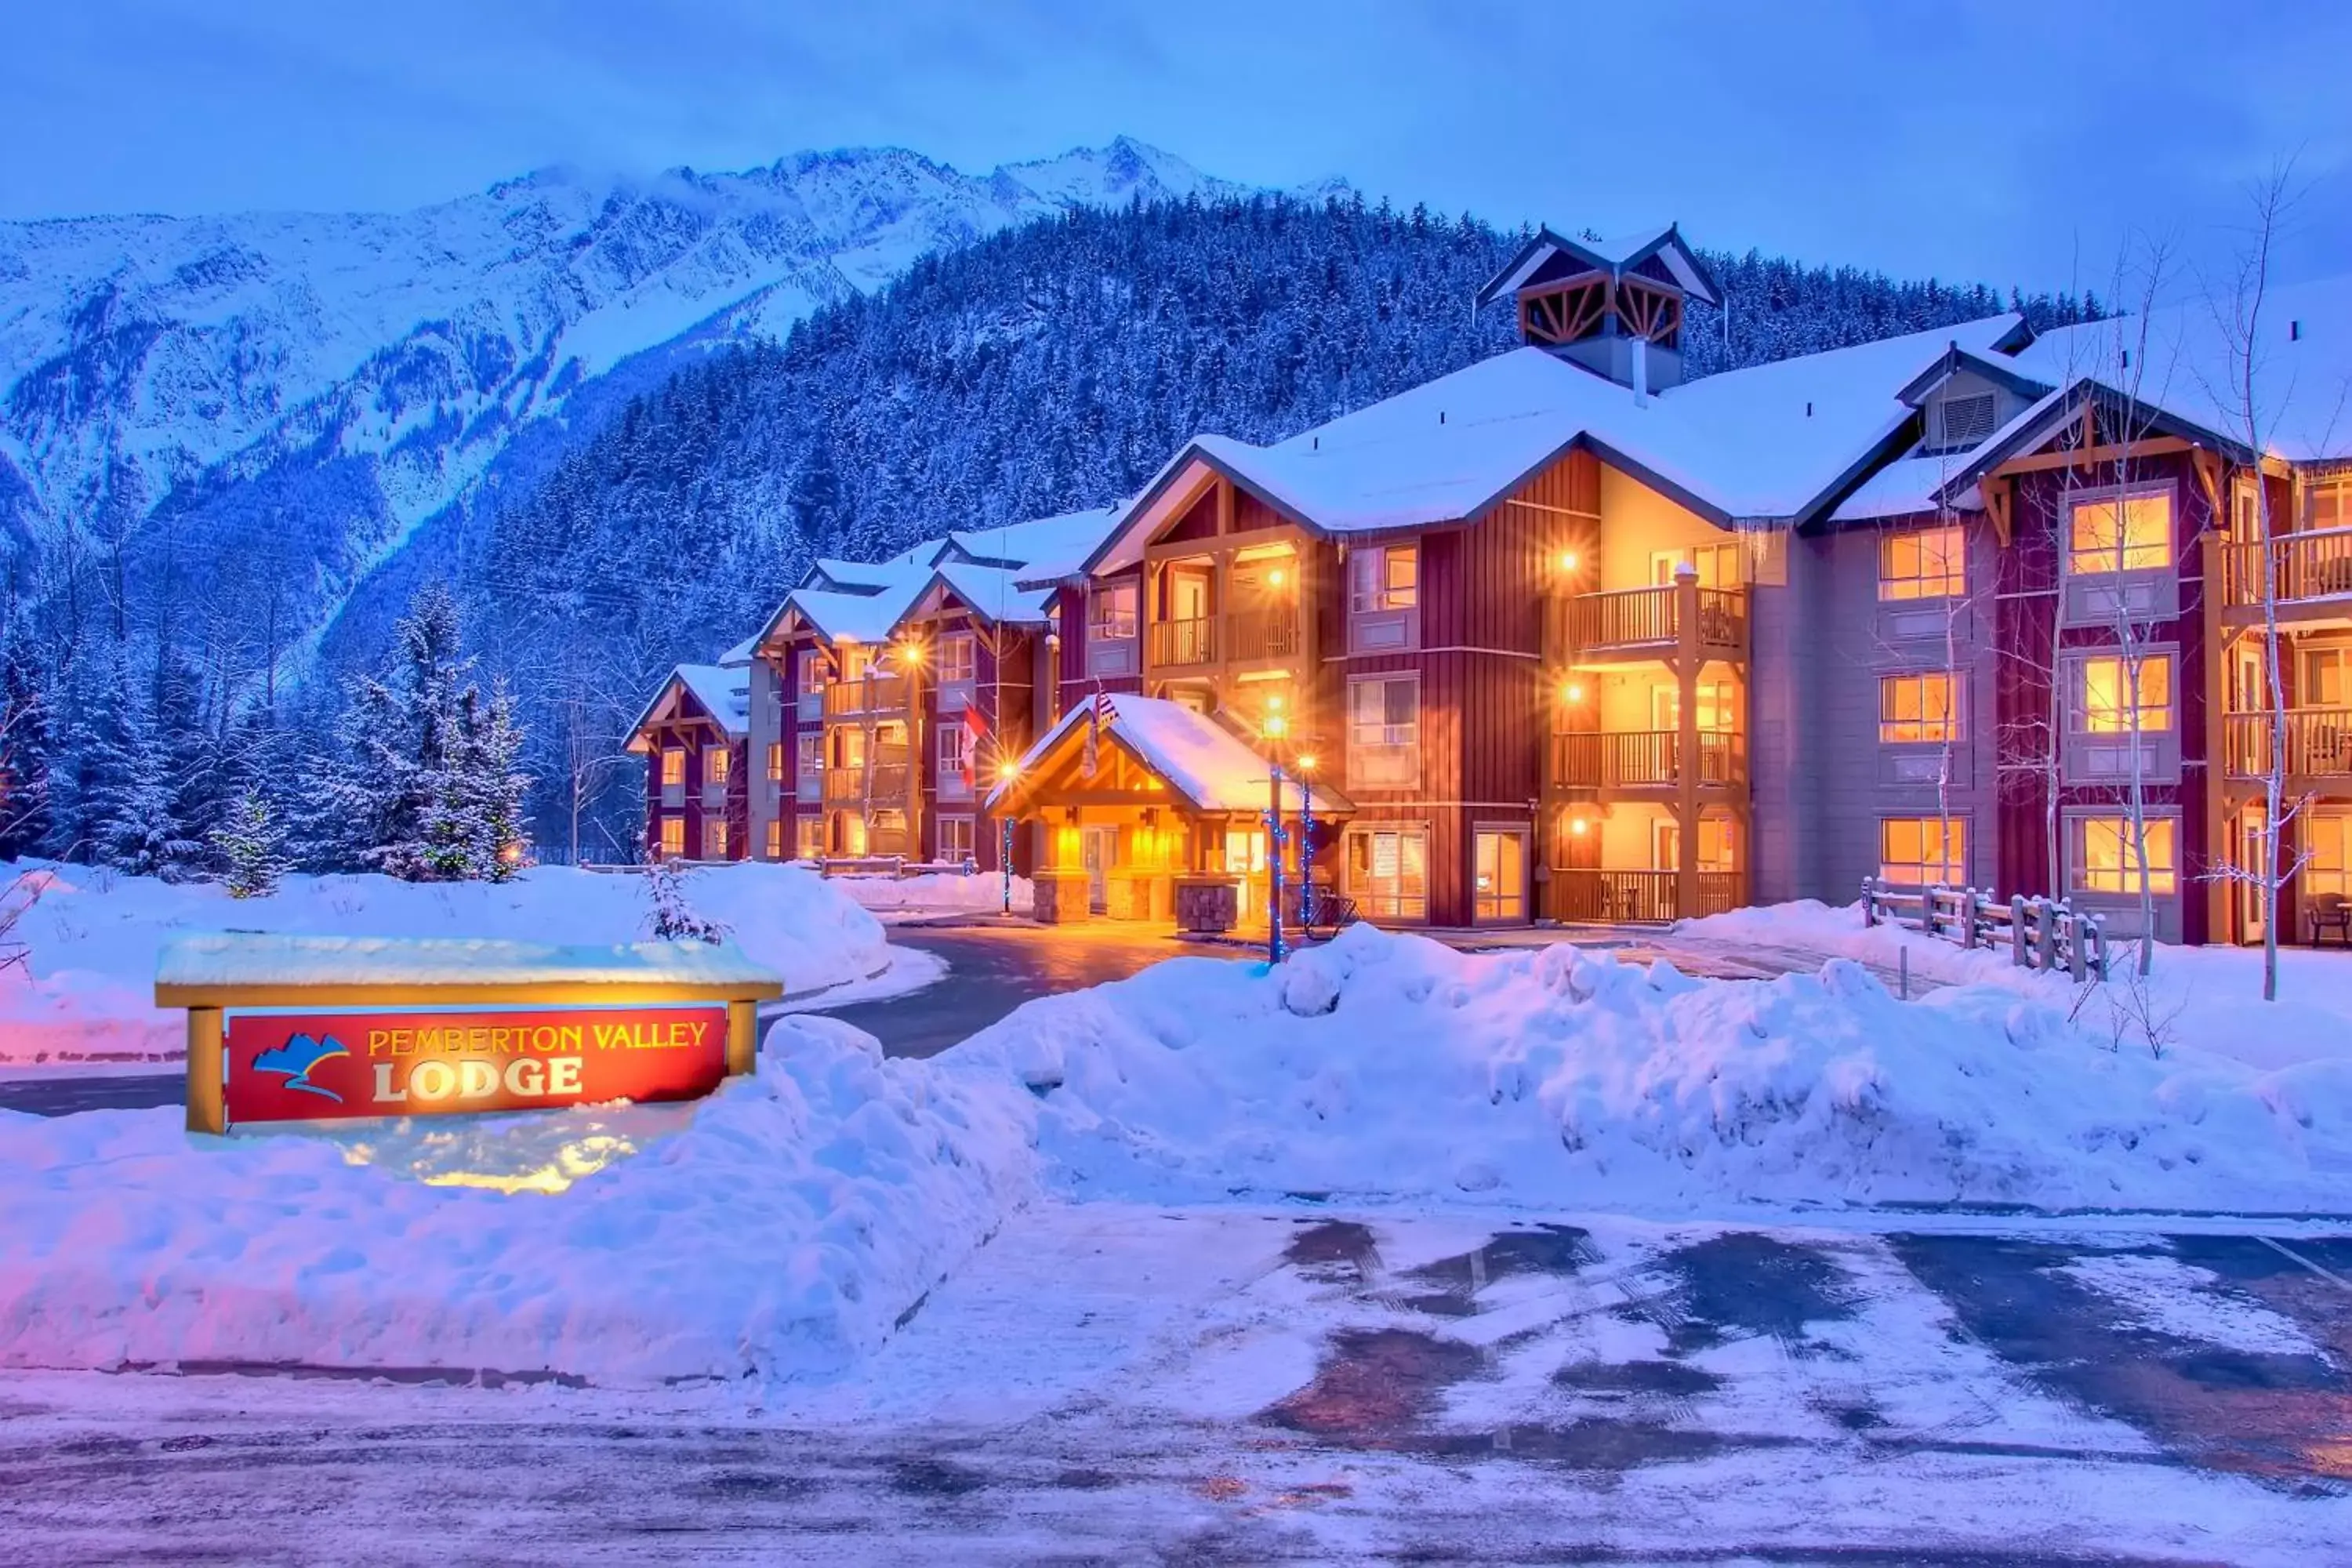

{"left": 826, "top": 870, "right": 1034, "bottom": 919}
{"left": 0, "top": 1014, "right": 1029, "bottom": 1386}
{"left": 0, "top": 861, "right": 898, "bottom": 1073}
{"left": 1682, "top": 898, "right": 2352, "bottom": 1072}
{"left": 7, "top": 912, "right": 2352, "bottom": 1388}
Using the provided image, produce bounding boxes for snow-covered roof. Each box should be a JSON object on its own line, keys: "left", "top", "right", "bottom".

{"left": 1473, "top": 223, "right": 1722, "bottom": 311}
{"left": 1094, "top": 314, "right": 2029, "bottom": 572}
{"left": 947, "top": 504, "right": 1127, "bottom": 582}
{"left": 156, "top": 932, "right": 783, "bottom": 994}
{"left": 779, "top": 582, "right": 927, "bottom": 647}
{"left": 626, "top": 662, "right": 750, "bottom": 749}
{"left": 929, "top": 561, "right": 1055, "bottom": 626}
{"left": 2001, "top": 274, "right": 2352, "bottom": 466}
{"left": 717, "top": 634, "right": 757, "bottom": 667}
{"left": 989, "top": 693, "right": 1352, "bottom": 816}
{"left": 1828, "top": 454, "right": 1990, "bottom": 524}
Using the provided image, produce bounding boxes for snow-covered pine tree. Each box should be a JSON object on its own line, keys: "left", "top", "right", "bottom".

{"left": 473, "top": 678, "right": 532, "bottom": 880}
{"left": 210, "top": 788, "right": 289, "bottom": 898}
{"left": 643, "top": 855, "right": 729, "bottom": 944}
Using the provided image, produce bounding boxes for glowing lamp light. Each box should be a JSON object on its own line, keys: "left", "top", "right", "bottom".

{"left": 1563, "top": 681, "right": 1586, "bottom": 703}
{"left": 1297, "top": 753, "right": 1318, "bottom": 773}
{"left": 996, "top": 760, "right": 1020, "bottom": 783}
{"left": 499, "top": 841, "right": 524, "bottom": 866}
{"left": 1269, "top": 568, "right": 1287, "bottom": 587}
{"left": 1265, "top": 714, "right": 1289, "bottom": 739}
{"left": 1570, "top": 818, "right": 1591, "bottom": 837}
{"left": 1267, "top": 694, "right": 1284, "bottom": 710}
{"left": 1559, "top": 550, "right": 1580, "bottom": 572}
{"left": 897, "top": 639, "right": 924, "bottom": 666}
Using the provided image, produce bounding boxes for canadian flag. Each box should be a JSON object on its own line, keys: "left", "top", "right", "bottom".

{"left": 962, "top": 705, "right": 988, "bottom": 788}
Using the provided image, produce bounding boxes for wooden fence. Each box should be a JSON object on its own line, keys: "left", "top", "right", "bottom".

{"left": 1860, "top": 877, "right": 2111, "bottom": 982}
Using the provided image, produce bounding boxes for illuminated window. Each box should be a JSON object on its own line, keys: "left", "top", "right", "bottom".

{"left": 794, "top": 816, "right": 823, "bottom": 862}
{"left": 2071, "top": 816, "right": 2177, "bottom": 896}
{"left": 1879, "top": 673, "right": 1960, "bottom": 744}
{"left": 1346, "top": 673, "right": 1420, "bottom": 789}
{"left": 2069, "top": 491, "right": 2171, "bottom": 575}
{"left": 1650, "top": 543, "right": 1741, "bottom": 589}
{"left": 1349, "top": 544, "right": 1419, "bottom": 612}
{"left": 1879, "top": 818, "right": 1967, "bottom": 887}
{"left": 1347, "top": 826, "right": 1428, "bottom": 920}
{"left": 938, "top": 632, "right": 976, "bottom": 685}
{"left": 2307, "top": 814, "right": 2352, "bottom": 898}
{"left": 2312, "top": 477, "right": 2351, "bottom": 532}
{"left": 764, "top": 820, "right": 782, "bottom": 859}
{"left": 1878, "top": 526, "right": 1965, "bottom": 600}
{"left": 937, "top": 816, "right": 976, "bottom": 865}
{"left": 2307, "top": 648, "right": 2349, "bottom": 709}
{"left": 706, "top": 820, "right": 729, "bottom": 860}
{"left": 767, "top": 742, "right": 785, "bottom": 782}
{"left": 2073, "top": 654, "right": 2172, "bottom": 734}
{"left": 1088, "top": 581, "right": 1139, "bottom": 641}
{"left": 938, "top": 723, "right": 973, "bottom": 782}
{"left": 658, "top": 817, "right": 685, "bottom": 858}
{"left": 1650, "top": 818, "right": 1737, "bottom": 874}
{"left": 706, "top": 748, "right": 731, "bottom": 786}
{"left": 660, "top": 749, "right": 685, "bottom": 787}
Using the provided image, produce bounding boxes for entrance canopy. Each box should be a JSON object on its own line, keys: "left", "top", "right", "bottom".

{"left": 989, "top": 695, "right": 1352, "bottom": 818}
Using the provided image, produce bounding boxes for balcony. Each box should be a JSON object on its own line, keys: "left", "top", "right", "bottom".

{"left": 2224, "top": 708, "right": 2352, "bottom": 780}
{"left": 1226, "top": 605, "right": 1301, "bottom": 662}
{"left": 1551, "top": 869, "right": 1740, "bottom": 924}
{"left": 1553, "top": 730, "right": 1746, "bottom": 789}
{"left": 1567, "top": 586, "right": 1748, "bottom": 660}
{"left": 2224, "top": 527, "right": 2352, "bottom": 611}
{"left": 1148, "top": 615, "right": 1216, "bottom": 669}
{"left": 822, "top": 675, "right": 909, "bottom": 719}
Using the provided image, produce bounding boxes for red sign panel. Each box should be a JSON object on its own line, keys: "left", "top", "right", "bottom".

{"left": 222, "top": 1005, "right": 729, "bottom": 1124}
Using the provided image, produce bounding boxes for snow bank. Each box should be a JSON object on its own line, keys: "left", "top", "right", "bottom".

{"left": 0, "top": 862, "right": 889, "bottom": 1072}
{"left": 947, "top": 924, "right": 2352, "bottom": 1214}
{"left": 1681, "top": 898, "right": 2352, "bottom": 1072}
{"left": 0, "top": 1015, "right": 1033, "bottom": 1385}
{"left": 829, "top": 871, "right": 1033, "bottom": 917}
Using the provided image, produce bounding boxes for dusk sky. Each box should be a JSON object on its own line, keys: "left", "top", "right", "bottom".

{"left": 9, "top": 0, "right": 2350, "bottom": 296}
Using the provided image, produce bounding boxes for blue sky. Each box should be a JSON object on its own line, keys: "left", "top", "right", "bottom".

{"left": 9, "top": 0, "right": 2348, "bottom": 293}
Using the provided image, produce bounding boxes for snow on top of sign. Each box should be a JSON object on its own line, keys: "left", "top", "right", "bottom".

{"left": 992, "top": 693, "right": 1346, "bottom": 815}
{"left": 157, "top": 931, "right": 784, "bottom": 991}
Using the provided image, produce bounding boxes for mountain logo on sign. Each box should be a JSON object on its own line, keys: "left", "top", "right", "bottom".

{"left": 250, "top": 1033, "right": 350, "bottom": 1102}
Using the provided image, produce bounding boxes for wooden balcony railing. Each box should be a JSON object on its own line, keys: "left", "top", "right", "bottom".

{"left": 1551, "top": 869, "right": 1740, "bottom": 923}
{"left": 822, "top": 768, "right": 865, "bottom": 805}
{"left": 1148, "top": 615, "right": 1216, "bottom": 668}
{"left": 1566, "top": 585, "right": 1748, "bottom": 655}
{"left": 1226, "top": 605, "right": 1301, "bottom": 662}
{"left": 822, "top": 675, "right": 909, "bottom": 718}
{"left": 2223, "top": 708, "right": 2352, "bottom": 778}
{"left": 1552, "top": 730, "right": 1748, "bottom": 789}
{"left": 2223, "top": 528, "right": 2352, "bottom": 608}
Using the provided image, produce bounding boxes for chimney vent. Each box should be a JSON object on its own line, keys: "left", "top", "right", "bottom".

{"left": 2292, "top": 320, "right": 2303, "bottom": 342}
{"left": 1805, "top": 401, "right": 1813, "bottom": 417}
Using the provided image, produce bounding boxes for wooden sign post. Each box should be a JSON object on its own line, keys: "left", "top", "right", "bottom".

{"left": 158, "top": 934, "right": 785, "bottom": 1134}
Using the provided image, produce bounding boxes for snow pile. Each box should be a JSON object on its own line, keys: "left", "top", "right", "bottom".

{"left": 949, "top": 923, "right": 2352, "bottom": 1213}
{"left": 0, "top": 1015, "right": 1033, "bottom": 1385}
{"left": 0, "top": 862, "right": 889, "bottom": 1072}
{"left": 1680, "top": 899, "right": 2352, "bottom": 1072}
{"left": 829, "top": 871, "right": 1034, "bottom": 917}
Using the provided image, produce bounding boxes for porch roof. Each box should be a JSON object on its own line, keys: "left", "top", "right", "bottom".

{"left": 988, "top": 694, "right": 1354, "bottom": 818}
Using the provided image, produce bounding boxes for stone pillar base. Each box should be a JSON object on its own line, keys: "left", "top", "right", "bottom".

{"left": 1174, "top": 874, "right": 1242, "bottom": 935}
{"left": 1033, "top": 869, "right": 1094, "bottom": 924}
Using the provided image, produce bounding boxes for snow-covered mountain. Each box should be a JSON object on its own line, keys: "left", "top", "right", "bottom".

{"left": 0, "top": 136, "right": 1285, "bottom": 613}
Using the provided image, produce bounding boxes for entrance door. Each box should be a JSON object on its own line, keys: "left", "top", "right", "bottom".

{"left": 1225, "top": 827, "right": 1267, "bottom": 920}
{"left": 1082, "top": 826, "right": 1118, "bottom": 913}
{"left": 1472, "top": 828, "right": 1529, "bottom": 924}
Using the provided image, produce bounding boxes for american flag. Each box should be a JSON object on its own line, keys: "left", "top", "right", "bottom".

{"left": 1083, "top": 685, "right": 1109, "bottom": 779}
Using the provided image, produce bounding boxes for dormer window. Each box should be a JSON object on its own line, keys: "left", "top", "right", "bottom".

{"left": 1929, "top": 392, "right": 1998, "bottom": 452}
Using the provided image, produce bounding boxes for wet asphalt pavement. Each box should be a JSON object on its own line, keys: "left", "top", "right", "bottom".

{"left": 2, "top": 1205, "right": 2346, "bottom": 1561}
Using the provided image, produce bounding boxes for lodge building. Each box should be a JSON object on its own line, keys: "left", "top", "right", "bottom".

{"left": 635, "top": 223, "right": 2352, "bottom": 946}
